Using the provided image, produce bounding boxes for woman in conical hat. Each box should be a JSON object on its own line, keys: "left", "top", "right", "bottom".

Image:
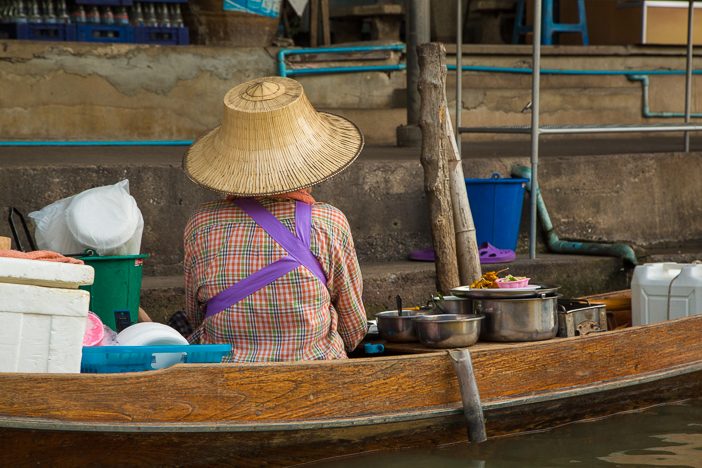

{"left": 182, "top": 76, "right": 367, "bottom": 362}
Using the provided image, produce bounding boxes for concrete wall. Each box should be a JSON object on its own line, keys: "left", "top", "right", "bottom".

{"left": 2, "top": 149, "right": 701, "bottom": 275}
{"left": 4, "top": 42, "right": 702, "bottom": 145}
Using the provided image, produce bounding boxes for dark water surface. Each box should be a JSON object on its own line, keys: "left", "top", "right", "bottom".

{"left": 315, "top": 399, "right": 702, "bottom": 468}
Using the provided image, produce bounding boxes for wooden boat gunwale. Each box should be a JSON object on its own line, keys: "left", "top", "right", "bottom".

{"left": 2, "top": 357, "right": 702, "bottom": 434}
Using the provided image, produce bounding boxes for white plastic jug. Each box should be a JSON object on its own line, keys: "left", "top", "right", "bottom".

{"left": 631, "top": 262, "right": 702, "bottom": 325}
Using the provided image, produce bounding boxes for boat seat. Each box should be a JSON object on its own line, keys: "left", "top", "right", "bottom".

{"left": 512, "top": 0, "right": 589, "bottom": 45}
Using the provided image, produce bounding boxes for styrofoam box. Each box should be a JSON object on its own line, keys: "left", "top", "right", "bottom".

{"left": 0, "top": 257, "right": 94, "bottom": 289}
{"left": 631, "top": 262, "right": 702, "bottom": 326}
{"left": 0, "top": 282, "right": 90, "bottom": 373}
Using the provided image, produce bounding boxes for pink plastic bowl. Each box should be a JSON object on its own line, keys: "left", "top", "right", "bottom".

{"left": 496, "top": 277, "right": 530, "bottom": 288}
{"left": 83, "top": 312, "right": 105, "bottom": 346}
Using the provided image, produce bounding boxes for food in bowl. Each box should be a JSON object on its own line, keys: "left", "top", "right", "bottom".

{"left": 496, "top": 275, "right": 530, "bottom": 288}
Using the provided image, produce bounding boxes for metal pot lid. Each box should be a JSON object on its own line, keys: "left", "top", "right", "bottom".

{"left": 450, "top": 284, "right": 561, "bottom": 299}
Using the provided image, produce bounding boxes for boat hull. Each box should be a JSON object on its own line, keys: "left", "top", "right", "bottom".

{"left": 1, "top": 313, "right": 702, "bottom": 466}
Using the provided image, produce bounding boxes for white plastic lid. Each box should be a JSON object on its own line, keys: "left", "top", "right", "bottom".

{"left": 65, "top": 181, "right": 140, "bottom": 251}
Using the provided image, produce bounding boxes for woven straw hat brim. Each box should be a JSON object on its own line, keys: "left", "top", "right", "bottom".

{"left": 184, "top": 112, "right": 364, "bottom": 196}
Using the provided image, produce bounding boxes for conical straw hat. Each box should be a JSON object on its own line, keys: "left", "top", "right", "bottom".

{"left": 184, "top": 76, "right": 364, "bottom": 196}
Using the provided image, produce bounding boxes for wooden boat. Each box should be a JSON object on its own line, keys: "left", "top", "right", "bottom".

{"left": 1, "top": 292, "right": 702, "bottom": 466}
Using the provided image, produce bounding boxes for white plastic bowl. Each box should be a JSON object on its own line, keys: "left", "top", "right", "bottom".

{"left": 115, "top": 323, "right": 188, "bottom": 370}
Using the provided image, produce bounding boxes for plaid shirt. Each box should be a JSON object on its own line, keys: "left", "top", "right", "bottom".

{"left": 184, "top": 198, "right": 366, "bottom": 362}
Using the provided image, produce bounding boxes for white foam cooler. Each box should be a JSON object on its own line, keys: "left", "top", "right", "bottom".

{"left": 0, "top": 257, "right": 94, "bottom": 373}
{"left": 631, "top": 262, "right": 702, "bottom": 325}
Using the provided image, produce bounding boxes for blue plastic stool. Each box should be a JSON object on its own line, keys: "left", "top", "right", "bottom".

{"left": 512, "top": 0, "right": 589, "bottom": 45}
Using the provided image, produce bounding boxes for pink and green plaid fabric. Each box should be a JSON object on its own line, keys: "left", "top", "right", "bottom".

{"left": 184, "top": 198, "right": 367, "bottom": 362}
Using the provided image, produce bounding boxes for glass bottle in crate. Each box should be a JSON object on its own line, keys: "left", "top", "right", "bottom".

{"left": 28, "top": 0, "right": 41, "bottom": 23}
{"left": 172, "top": 4, "right": 184, "bottom": 28}
{"left": 158, "top": 3, "right": 169, "bottom": 27}
{"left": 87, "top": 5, "right": 99, "bottom": 24}
{"left": 57, "top": 0, "right": 69, "bottom": 23}
{"left": 132, "top": 2, "right": 144, "bottom": 26}
{"left": 14, "top": 0, "right": 29, "bottom": 23}
{"left": 101, "top": 6, "right": 113, "bottom": 24}
{"left": 43, "top": 0, "right": 56, "bottom": 24}
{"left": 115, "top": 6, "right": 128, "bottom": 25}
{"left": 145, "top": 2, "right": 157, "bottom": 27}
{"left": 72, "top": 4, "right": 85, "bottom": 23}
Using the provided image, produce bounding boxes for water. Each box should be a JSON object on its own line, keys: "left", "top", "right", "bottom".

{"left": 316, "top": 399, "right": 702, "bottom": 468}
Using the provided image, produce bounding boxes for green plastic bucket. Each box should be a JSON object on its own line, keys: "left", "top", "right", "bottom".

{"left": 78, "top": 254, "right": 149, "bottom": 332}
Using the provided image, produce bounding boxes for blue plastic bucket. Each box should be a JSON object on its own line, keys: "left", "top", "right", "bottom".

{"left": 464, "top": 174, "right": 528, "bottom": 251}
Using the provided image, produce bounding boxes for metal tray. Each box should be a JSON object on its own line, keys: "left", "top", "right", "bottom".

{"left": 450, "top": 284, "right": 561, "bottom": 299}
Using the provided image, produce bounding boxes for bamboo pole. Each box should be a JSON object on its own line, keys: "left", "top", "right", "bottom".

{"left": 418, "top": 42, "right": 460, "bottom": 293}
{"left": 444, "top": 108, "right": 482, "bottom": 284}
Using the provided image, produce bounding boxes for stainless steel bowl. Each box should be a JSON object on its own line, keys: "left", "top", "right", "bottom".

{"left": 473, "top": 294, "right": 561, "bottom": 342}
{"left": 413, "top": 313, "right": 484, "bottom": 348}
{"left": 430, "top": 295, "right": 473, "bottom": 315}
{"left": 376, "top": 310, "right": 431, "bottom": 342}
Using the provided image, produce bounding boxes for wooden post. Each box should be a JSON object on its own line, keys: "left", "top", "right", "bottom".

{"left": 448, "top": 349, "right": 487, "bottom": 443}
{"left": 320, "top": 0, "right": 331, "bottom": 46}
{"left": 418, "top": 42, "right": 460, "bottom": 293}
{"left": 0, "top": 236, "right": 11, "bottom": 250}
{"left": 310, "top": 0, "right": 319, "bottom": 47}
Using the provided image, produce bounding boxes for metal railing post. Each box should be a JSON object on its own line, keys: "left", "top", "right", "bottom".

{"left": 685, "top": 0, "right": 695, "bottom": 152}
{"left": 456, "top": 0, "right": 462, "bottom": 148}
{"left": 530, "top": 0, "right": 542, "bottom": 260}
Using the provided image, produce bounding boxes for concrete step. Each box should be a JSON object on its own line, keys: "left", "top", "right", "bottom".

{"left": 139, "top": 254, "right": 629, "bottom": 323}
{"left": 3, "top": 140, "right": 702, "bottom": 276}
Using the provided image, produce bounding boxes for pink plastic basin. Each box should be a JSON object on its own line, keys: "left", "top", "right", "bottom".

{"left": 496, "top": 277, "right": 530, "bottom": 288}
{"left": 83, "top": 312, "right": 105, "bottom": 346}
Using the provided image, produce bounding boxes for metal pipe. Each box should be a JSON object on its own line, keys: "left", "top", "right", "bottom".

{"left": 628, "top": 75, "right": 702, "bottom": 118}
{"left": 456, "top": 0, "right": 462, "bottom": 148}
{"left": 511, "top": 165, "right": 638, "bottom": 265}
{"left": 685, "top": 0, "right": 695, "bottom": 152}
{"left": 529, "top": 0, "right": 542, "bottom": 259}
{"left": 0, "top": 140, "right": 193, "bottom": 147}
{"left": 407, "top": 0, "right": 431, "bottom": 126}
{"left": 446, "top": 65, "right": 702, "bottom": 76}
{"left": 459, "top": 123, "right": 702, "bottom": 135}
{"left": 277, "top": 44, "right": 406, "bottom": 77}
{"left": 283, "top": 64, "right": 406, "bottom": 76}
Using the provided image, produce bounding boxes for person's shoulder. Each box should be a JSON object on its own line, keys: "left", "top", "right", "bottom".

{"left": 312, "top": 202, "right": 351, "bottom": 231}
{"left": 184, "top": 199, "right": 234, "bottom": 238}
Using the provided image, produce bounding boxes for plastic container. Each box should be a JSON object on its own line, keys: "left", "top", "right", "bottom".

{"left": 496, "top": 277, "right": 530, "bottom": 288}
{"left": 631, "top": 263, "right": 702, "bottom": 325}
{"left": 80, "top": 344, "right": 232, "bottom": 373}
{"left": 83, "top": 312, "right": 106, "bottom": 346}
{"left": 115, "top": 322, "right": 188, "bottom": 346}
{"left": 76, "top": 23, "right": 132, "bottom": 42}
{"left": 465, "top": 174, "right": 528, "bottom": 251}
{"left": 133, "top": 26, "right": 189, "bottom": 45}
{"left": 78, "top": 254, "right": 148, "bottom": 332}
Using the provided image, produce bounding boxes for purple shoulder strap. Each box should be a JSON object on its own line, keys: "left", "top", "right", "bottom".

{"left": 204, "top": 199, "right": 328, "bottom": 319}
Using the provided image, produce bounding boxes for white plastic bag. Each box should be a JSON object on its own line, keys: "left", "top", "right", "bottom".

{"left": 29, "top": 180, "right": 144, "bottom": 256}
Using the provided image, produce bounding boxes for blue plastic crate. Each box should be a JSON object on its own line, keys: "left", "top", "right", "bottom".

{"left": 0, "top": 22, "right": 76, "bottom": 41}
{"left": 81, "top": 344, "right": 232, "bottom": 373}
{"left": 76, "top": 23, "right": 132, "bottom": 43}
{"left": 465, "top": 174, "right": 529, "bottom": 251}
{"left": 75, "top": 0, "right": 133, "bottom": 5}
{"left": 133, "top": 26, "right": 188, "bottom": 45}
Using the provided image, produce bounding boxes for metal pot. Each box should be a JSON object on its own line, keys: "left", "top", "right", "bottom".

{"left": 413, "top": 313, "right": 484, "bottom": 348}
{"left": 473, "top": 294, "right": 561, "bottom": 342}
{"left": 430, "top": 295, "right": 473, "bottom": 315}
{"left": 375, "top": 309, "right": 432, "bottom": 342}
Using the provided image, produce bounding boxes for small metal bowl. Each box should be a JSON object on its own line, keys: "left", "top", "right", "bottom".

{"left": 376, "top": 309, "right": 432, "bottom": 342}
{"left": 413, "top": 313, "right": 484, "bottom": 348}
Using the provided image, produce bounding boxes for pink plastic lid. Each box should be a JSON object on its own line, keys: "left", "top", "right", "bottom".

{"left": 83, "top": 312, "right": 105, "bottom": 346}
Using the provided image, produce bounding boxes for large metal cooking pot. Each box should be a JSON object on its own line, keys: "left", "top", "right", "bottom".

{"left": 430, "top": 295, "right": 472, "bottom": 315}
{"left": 473, "top": 294, "right": 561, "bottom": 342}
